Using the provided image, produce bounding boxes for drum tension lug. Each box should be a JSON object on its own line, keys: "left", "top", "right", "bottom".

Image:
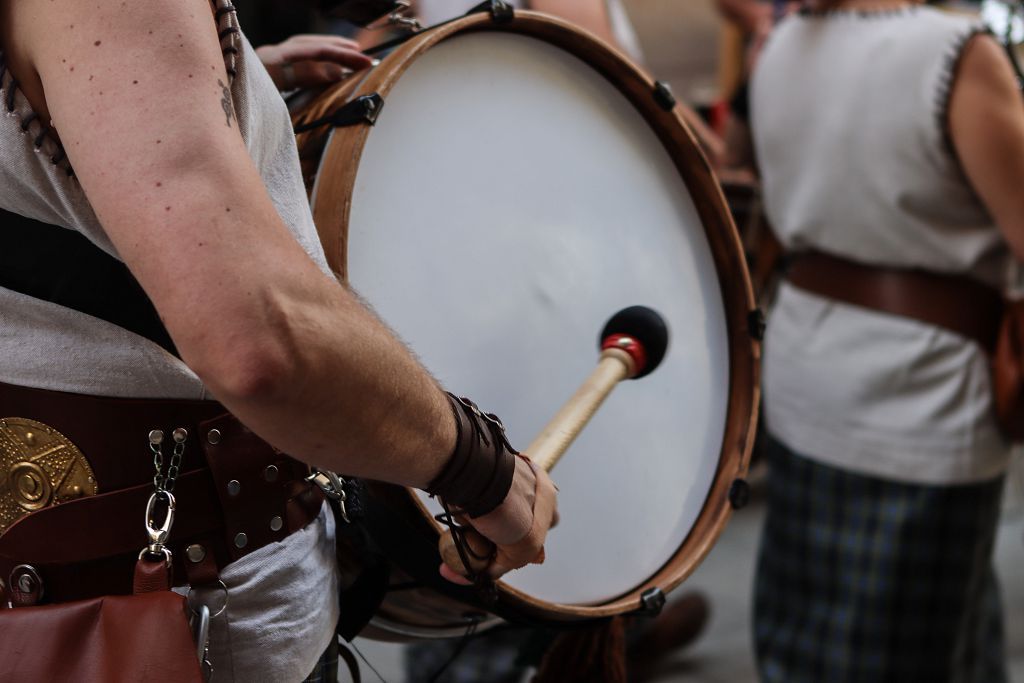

{"left": 747, "top": 308, "right": 766, "bottom": 342}
{"left": 293, "top": 93, "right": 384, "bottom": 134}
{"left": 653, "top": 81, "right": 676, "bottom": 112}
{"left": 469, "top": 0, "right": 514, "bottom": 23}
{"left": 729, "top": 478, "right": 751, "bottom": 510}
{"left": 638, "top": 587, "right": 666, "bottom": 617}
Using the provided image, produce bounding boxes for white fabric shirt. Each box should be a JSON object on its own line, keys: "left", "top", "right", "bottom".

{"left": 0, "top": 14, "right": 338, "bottom": 683}
{"left": 751, "top": 6, "right": 1017, "bottom": 484}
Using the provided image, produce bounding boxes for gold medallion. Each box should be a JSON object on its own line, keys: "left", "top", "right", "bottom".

{"left": 0, "top": 418, "right": 97, "bottom": 535}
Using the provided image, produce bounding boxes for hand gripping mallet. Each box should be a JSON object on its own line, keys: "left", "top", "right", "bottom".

{"left": 440, "top": 305, "right": 670, "bottom": 577}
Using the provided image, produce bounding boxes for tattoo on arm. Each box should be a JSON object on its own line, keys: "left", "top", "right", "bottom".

{"left": 218, "top": 79, "right": 234, "bottom": 128}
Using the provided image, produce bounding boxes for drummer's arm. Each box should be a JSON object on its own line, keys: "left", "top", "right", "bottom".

{"left": 18, "top": 0, "right": 454, "bottom": 489}
{"left": 949, "top": 34, "right": 1024, "bottom": 262}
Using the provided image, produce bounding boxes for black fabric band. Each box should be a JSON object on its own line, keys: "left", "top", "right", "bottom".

{"left": 426, "top": 393, "right": 517, "bottom": 519}
{"left": 0, "top": 209, "right": 177, "bottom": 356}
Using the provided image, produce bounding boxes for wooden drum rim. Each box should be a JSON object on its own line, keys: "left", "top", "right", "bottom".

{"left": 294, "top": 10, "right": 761, "bottom": 622}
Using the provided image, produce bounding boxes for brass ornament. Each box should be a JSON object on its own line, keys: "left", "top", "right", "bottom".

{"left": 0, "top": 418, "right": 97, "bottom": 535}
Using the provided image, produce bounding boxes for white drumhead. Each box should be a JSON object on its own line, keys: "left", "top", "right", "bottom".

{"left": 335, "top": 32, "right": 729, "bottom": 605}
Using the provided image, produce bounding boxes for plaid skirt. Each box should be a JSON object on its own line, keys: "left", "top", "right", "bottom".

{"left": 302, "top": 636, "right": 339, "bottom": 683}
{"left": 754, "top": 438, "right": 1007, "bottom": 683}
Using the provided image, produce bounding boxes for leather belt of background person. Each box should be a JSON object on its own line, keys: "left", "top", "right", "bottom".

{"left": 785, "top": 249, "right": 1005, "bottom": 353}
{"left": 0, "top": 209, "right": 177, "bottom": 355}
{"left": 0, "top": 380, "right": 323, "bottom": 605}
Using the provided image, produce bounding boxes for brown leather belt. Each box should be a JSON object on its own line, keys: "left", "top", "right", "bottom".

{"left": 0, "top": 381, "right": 323, "bottom": 605}
{"left": 785, "top": 250, "right": 1005, "bottom": 353}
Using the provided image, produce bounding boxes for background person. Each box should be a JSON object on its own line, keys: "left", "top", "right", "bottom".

{"left": 750, "top": 0, "right": 1024, "bottom": 680}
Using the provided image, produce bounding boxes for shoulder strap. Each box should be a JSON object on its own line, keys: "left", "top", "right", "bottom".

{"left": 0, "top": 209, "right": 178, "bottom": 356}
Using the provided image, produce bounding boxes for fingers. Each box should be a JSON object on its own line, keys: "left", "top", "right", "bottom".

{"left": 292, "top": 61, "right": 349, "bottom": 88}
{"left": 257, "top": 34, "right": 374, "bottom": 91}
{"left": 487, "top": 467, "right": 557, "bottom": 576}
{"left": 278, "top": 34, "right": 362, "bottom": 51}
{"left": 439, "top": 562, "right": 473, "bottom": 586}
{"left": 438, "top": 527, "right": 494, "bottom": 584}
{"left": 275, "top": 43, "right": 373, "bottom": 71}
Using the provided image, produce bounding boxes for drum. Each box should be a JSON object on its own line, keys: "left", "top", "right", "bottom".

{"left": 293, "top": 9, "right": 760, "bottom": 639}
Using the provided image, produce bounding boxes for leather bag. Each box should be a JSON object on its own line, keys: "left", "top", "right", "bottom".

{"left": 0, "top": 558, "right": 204, "bottom": 683}
{"left": 994, "top": 300, "right": 1024, "bottom": 442}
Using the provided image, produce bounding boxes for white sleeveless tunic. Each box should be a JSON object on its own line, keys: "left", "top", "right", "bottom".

{"left": 0, "top": 7, "right": 338, "bottom": 680}
{"left": 751, "top": 6, "right": 1018, "bottom": 484}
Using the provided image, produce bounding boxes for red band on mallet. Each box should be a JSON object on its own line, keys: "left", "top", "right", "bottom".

{"left": 601, "top": 333, "right": 648, "bottom": 377}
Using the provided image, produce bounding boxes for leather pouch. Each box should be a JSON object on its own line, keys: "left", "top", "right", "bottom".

{"left": 0, "top": 559, "right": 204, "bottom": 683}
{"left": 994, "top": 299, "right": 1024, "bottom": 442}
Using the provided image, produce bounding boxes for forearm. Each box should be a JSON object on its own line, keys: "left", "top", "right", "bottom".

{"left": 157, "top": 193, "right": 456, "bottom": 487}
{"left": 213, "top": 293, "right": 455, "bottom": 487}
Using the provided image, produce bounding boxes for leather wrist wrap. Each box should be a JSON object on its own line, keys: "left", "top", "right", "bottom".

{"left": 426, "top": 393, "right": 518, "bottom": 519}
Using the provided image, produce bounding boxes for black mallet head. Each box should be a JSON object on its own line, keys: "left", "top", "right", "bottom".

{"left": 599, "top": 306, "right": 670, "bottom": 379}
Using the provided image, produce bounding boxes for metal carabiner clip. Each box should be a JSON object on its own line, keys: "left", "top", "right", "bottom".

{"left": 305, "top": 469, "right": 350, "bottom": 523}
{"left": 143, "top": 490, "right": 176, "bottom": 555}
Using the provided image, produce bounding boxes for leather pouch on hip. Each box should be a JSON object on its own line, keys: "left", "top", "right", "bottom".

{"left": 0, "top": 559, "right": 204, "bottom": 683}
{"left": 994, "top": 299, "right": 1024, "bottom": 442}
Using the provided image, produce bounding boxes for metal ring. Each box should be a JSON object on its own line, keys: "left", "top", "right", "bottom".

{"left": 187, "top": 579, "right": 229, "bottom": 619}
{"left": 137, "top": 546, "right": 173, "bottom": 564}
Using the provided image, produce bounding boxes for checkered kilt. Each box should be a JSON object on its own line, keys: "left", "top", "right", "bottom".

{"left": 303, "top": 637, "right": 339, "bottom": 683}
{"left": 754, "top": 438, "right": 1007, "bottom": 683}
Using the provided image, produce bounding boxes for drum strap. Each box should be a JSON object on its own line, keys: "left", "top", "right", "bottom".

{"left": 0, "top": 208, "right": 178, "bottom": 356}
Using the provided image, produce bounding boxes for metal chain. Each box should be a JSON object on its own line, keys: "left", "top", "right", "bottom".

{"left": 149, "top": 430, "right": 166, "bottom": 492}
{"left": 166, "top": 428, "right": 187, "bottom": 493}
{"left": 148, "top": 427, "right": 188, "bottom": 493}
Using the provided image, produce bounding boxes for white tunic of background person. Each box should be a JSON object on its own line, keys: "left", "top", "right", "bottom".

{"left": 414, "top": 0, "right": 645, "bottom": 62}
{"left": 0, "top": 32, "right": 338, "bottom": 683}
{"left": 751, "top": 6, "right": 1020, "bottom": 485}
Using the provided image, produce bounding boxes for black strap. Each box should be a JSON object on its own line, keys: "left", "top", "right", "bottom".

{"left": 0, "top": 209, "right": 177, "bottom": 356}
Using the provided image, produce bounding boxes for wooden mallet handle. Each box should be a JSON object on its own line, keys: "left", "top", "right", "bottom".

{"left": 439, "top": 306, "right": 669, "bottom": 578}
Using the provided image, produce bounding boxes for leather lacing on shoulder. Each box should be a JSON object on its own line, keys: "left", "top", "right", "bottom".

{"left": 213, "top": 0, "right": 242, "bottom": 84}
{"left": 935, "top": 26, "right": 994, "bottom": 158}
{"left": 0, "top": 52, "right": 74, "bottom": 176}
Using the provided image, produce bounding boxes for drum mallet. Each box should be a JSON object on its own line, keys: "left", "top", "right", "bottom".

{"left": 440, "top": 305, "right": 669, "bottom": 576}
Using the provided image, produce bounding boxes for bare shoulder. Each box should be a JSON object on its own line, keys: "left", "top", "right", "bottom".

{"left": 955, "top": 32, "right": 1019, "bottom": 101}
{"left": 2, "top": 0, "right": 228, "bottom": 125}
